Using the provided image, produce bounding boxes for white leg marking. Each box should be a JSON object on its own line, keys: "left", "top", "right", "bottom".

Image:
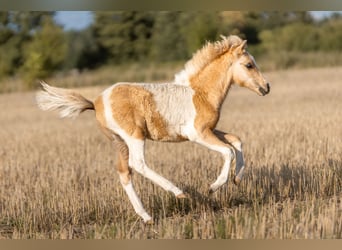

{"left": 128, "top": 138, "right": 184, "bottom": 196}
{"left": 121, "top": 181, "right": 152, "bottom": 222}
{"left": 209, "top": 148, "right": 234, "bottom": 192}
{"left": 195, "top": 138, "right": 234, "bottom": 192}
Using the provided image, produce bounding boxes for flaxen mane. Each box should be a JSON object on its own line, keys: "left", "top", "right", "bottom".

{"left": 175, "top": 35, "right": 243, "bottom": 84}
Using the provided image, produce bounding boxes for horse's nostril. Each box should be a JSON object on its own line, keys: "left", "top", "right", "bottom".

{"left": 266, "top": 83, "right": 270, "bottom": 93}
{"left": 258, "top": 87, "right": 266, "bottom": 96}
{"left": 259, "top": 83, "right": 270, "bottom": 96}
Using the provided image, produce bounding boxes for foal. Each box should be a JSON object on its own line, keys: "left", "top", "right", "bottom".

{"left": 36, "top": 35, "right": 270, "bottom": 223}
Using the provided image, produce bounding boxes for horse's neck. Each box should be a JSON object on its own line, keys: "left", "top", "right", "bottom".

{"left": 189, "top": 56, "right": 233, "bottom": 111}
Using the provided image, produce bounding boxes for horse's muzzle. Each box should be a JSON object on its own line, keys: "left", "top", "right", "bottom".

{"left": 259, "top": 83, "right": 270, "bottom": 96}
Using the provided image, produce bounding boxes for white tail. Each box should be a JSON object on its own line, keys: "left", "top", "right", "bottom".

{"left": 36, "top": 82, "right": 94, "bottom": 118}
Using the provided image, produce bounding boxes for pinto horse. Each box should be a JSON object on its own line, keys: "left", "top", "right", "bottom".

{"left": 36, "top": 35, "right": 270, "bottom": 223}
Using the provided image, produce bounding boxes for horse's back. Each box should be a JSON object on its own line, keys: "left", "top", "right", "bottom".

{"left": 94, "top": 82, "right": 195, "bottom": 142}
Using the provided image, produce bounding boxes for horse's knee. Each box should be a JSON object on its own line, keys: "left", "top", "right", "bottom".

{"left": 225, "top": 134, "right": 242, "bottom": 150}
{"left": 115, "top": 149, "right": 132, "bottom": 185}
{"left": 232, "top": 140, "right": 242, "bottom": 151}
{"left": 222, "top": 147, "right": 234, "bottom": 161}
{"left": 116, "top": 156, "right": 132, "bottom": 185}
{"left": 128, "top": 156, "right": 147, "bottom": 176}
{"left": 118, "top": 169, "right": 132, "bottom": 185}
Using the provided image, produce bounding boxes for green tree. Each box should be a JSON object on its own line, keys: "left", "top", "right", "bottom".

{"left": 93, "top": 11, "right": 155, "bottom": 64}
{"left": 257, "top": 11, "right": 313, "bottom": 30}
{"left": 21, "top": 16, "right": 67, "bottom": 88}
{"left": 64, "top": 27, "right": 101, "bottom": 70}
{"left": 0, "top": 35, "right": 22, "bottom": 77}
{"left": 0, "top": 11, "right": 54, "bottom": 79}
{"left": 151, "top": 12, "right": 222, "bottom": 62}
{"left": 150, "top": 12, "right": 188, "bottom": 62}
{"left": 259, "top": 22, "right": 319, "bottom": 52}
{"left": 318, "top": 18, "right": 342, "bottom": 51}
{"left": 0, "top": 12, "right": 18, "bottom": 77}
{"left": 179, "top": 12, "right": 221, "bottom": 55}
{"left": 221, "top": 12, "right": 261, "bottom": 44}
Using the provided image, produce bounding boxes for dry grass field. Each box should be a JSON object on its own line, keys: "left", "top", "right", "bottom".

{"left": 0, "top": 67, "right": 341, "bottom": 239}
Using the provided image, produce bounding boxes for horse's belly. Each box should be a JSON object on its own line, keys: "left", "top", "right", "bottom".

{"left": 145, "top": 122, "right": 188, "bottom": 142}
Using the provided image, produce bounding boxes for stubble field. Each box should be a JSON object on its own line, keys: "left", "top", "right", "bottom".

{"left": 0, "top": 67, "right": 341, "bottom": 239}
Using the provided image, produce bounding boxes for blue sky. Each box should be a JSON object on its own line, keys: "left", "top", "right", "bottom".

{"left": 54, "top": 11, "right": 341, "bottom": 31}
{"left": 310, "top": 11, "right": 340, "bottom": 19}
{"left": 54, "top": 11, "right": 94, "bottom": 30}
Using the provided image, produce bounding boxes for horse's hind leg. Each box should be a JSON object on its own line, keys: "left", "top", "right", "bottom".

{"left": 125, "top": 137, "right": 186, "bottom": 198}
{"left": 113, "top": 136, "right": 152, "bottom": 223}
{"left": 213, "top": 130, "right": 245, "bottom": 185}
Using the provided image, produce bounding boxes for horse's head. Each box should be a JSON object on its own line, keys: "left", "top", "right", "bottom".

{"left": 230, "top": 40, "right": 270, "bottom": 96}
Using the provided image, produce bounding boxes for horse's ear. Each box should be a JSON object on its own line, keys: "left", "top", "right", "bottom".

{"left": 234, "top": 40, "right": 247, "bottom": 55}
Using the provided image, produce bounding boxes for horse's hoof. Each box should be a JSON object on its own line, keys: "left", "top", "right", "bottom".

{"left": 145, "top": 219, "right": 154, "bottom": 225}
{"left": 233, "top": 177, "right": 241, "bottom": 185}
{"left": 176, "top": 193, "right": 187, "bottom": 199}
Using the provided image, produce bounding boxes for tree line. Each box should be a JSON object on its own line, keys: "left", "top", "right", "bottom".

{"left": 0, "top": 11, "right": 342, "bottom": 88}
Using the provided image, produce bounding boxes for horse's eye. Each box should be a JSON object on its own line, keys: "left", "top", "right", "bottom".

{"left": 246, "top": 63, "right": 253, "bottom": 69}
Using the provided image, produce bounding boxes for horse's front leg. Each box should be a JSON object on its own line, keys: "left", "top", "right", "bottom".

{"left": 193, "top": 128, "right": 235, "bottom": 193}
{"left": 213, "top": 129, "right": 245, "bottom": 185}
